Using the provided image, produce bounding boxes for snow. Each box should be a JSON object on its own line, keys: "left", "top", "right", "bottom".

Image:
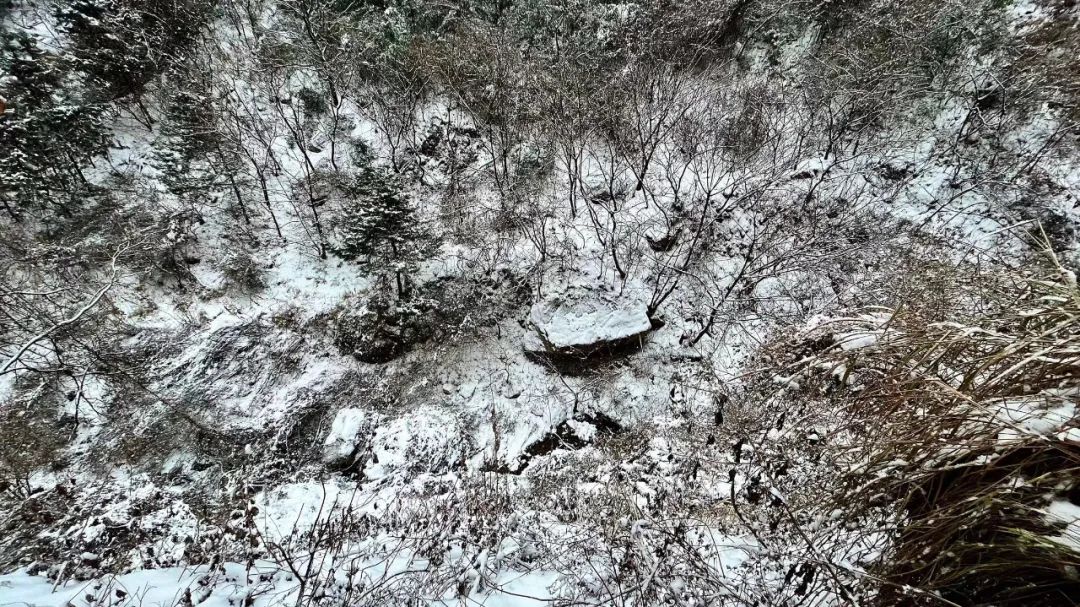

{"left": 1058, "top": 427, "right": 1080, "bottom": 443}
{"left": 2, "top": 1, "right": 1079, "bottom": 605}
{"left": 1043, "top": 499, "right": 1080, "bottom": 552}
{"left": 255, "top": 481, "right": 358, "bottom": 541}
{"left": 790, "top": 155, "right": 834, "bottom": 179}
{"left": 0, "top": 565, "right": 276, "bottom": 607}
{"left": 160, "top": 450, "right": 196, "bottom": 475}
{"left": 321, "top": 407, "right": 374, "bottom": 467}
{"left": 564, "top": 418, "right": 597, "bottom": 442}
{"left": 0, "top": 374, "right": 14, "bottom": 408}
{"left": 523, "top": 284, "right": 652, "bottom": 352}
{"left": 837, "top": 333, "right": 879, "bottom": 351}
{"left": 364, "top": 407, "right": 462, "bottom": 479}
{"left": 1008, "top": 0, "right": 1049, "bottom": 30}
{"left": 997, "top": 398, "right": 1077, "bottom": 439}
{"left": 0, "top": 561, "right": 564, "bottom": 607}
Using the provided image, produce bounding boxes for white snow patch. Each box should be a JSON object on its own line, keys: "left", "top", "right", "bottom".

{"left": 997, "top": 398, "right": 1076, "bottom": 439}
{"left": 255, "top": 481, "right": 358, "bottom": 541}
{"left": 1043, "top": 499, "right": 1080, "bottom": 553}
{"left": 524, "top": 284, "right": 652, "bottom": 351}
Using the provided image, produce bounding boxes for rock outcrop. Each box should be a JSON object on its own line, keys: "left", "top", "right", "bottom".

{"left": 523, "top": 285, "right": 653, "bottom": 371}
{"left": 321, "top": 408, "right": 373, "bottom": 470}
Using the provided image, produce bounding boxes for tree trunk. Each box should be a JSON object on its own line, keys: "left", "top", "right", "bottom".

{"left": 216, "top": 147, "right": 250, "bottom": 225}
{"left": 1, "top": 196, "right": 19, "bottom": 222}
{"left": 255, "top": 167, "right": 283, "bottom": 239}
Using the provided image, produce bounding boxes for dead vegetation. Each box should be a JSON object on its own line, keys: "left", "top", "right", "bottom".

{"left": 780, "top": 237, "right": 1080, "bottom": 605}
{"left": 1, "top": 0, "right": 1078, "bottom": 603}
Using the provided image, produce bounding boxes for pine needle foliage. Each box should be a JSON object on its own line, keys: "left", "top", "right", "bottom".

{"left": 333, "top": 167, "right": 435, "bottom": 297}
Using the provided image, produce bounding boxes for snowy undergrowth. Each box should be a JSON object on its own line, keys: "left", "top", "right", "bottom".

{"left": 2, "top": 0, "right": 1078, "bottom": 605}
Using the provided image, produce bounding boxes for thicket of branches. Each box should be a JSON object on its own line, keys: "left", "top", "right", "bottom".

{"left": 1, "top": 0, "right": 1078, "bottom": 604}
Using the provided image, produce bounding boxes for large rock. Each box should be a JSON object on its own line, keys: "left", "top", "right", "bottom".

{"left": 523, "top": 285, "right": 653, "bottom": 368}
{"left": 321, "top": 408, "right": 374, "bottom": 470}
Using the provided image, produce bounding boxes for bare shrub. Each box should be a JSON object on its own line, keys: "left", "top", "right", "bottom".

{"left": 220, "top": 250, "right": 266, "bottom": 294}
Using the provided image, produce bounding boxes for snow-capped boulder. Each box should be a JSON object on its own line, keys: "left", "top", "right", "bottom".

{"left": 321, "top": 408, "right": 374, "bottom": 470}
{"left": 523, "top": 285, "right": 653, "bottom": 366}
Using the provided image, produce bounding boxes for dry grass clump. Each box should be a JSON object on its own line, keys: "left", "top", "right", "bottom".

{"left": 792, "top": 243, "right": 1079, "bottom": 605}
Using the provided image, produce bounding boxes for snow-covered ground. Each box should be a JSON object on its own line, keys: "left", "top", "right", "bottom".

{"left": 2, "top": 1, "right": 1078, "bottom": 605}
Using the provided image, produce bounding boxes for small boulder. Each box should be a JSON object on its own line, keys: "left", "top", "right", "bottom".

{"left": 321, "top": 408, "right": 373, "bottom": 470}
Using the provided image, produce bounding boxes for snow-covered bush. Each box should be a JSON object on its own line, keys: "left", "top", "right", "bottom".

{"left": 331, "top": 293, "right": 436, "bottom": 364}
{"left": 220, "top": 250, "right": 266, "bottom": 294}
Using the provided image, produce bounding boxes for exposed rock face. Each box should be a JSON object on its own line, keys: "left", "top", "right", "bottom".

{"left": 484, "top": 412, "right": 622, "bottom": 474}
{"left": 523, "top": 285, "right": 653, "bottom": 370}
{"left": 321, "top": 408, "right": 373, "bottom": 470}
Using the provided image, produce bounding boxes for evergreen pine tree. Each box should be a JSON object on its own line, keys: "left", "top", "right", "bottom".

{"left": 56, "top": 0, "right": 213, "bottom": 106}
{"left": 57, "top": 0, "right": 156, "bottom": 102}
{"left": 334, "top": 168, "right": 433, "bottom": 297}
{"left": 152, "top": 69, "right": 221, "bottom": 210}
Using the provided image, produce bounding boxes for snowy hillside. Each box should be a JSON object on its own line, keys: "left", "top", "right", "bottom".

{"left": 1, "top": 0, "right": 1078, "bottom": 605}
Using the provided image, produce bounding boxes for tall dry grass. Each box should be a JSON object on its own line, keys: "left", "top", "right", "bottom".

{"left": 794, "top": 240, "right": 1079, "bottom": 605}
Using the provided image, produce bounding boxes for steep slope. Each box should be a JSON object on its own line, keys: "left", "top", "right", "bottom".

{"left": 1, "top": 0, "right": 1078, "bottom": 605}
